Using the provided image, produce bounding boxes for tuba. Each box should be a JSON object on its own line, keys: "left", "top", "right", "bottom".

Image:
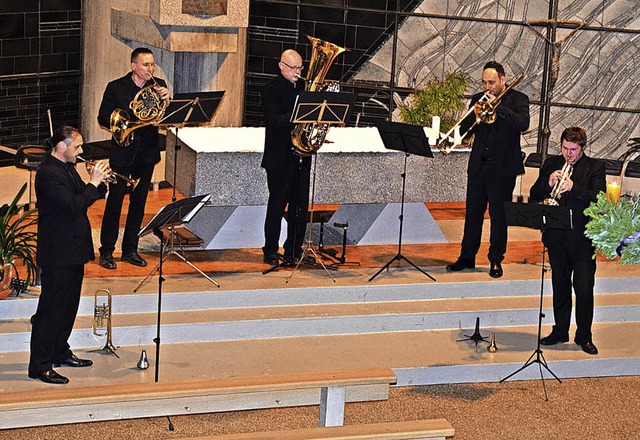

{"left": 291, "top": 36, "right": 347, "bottom": 157}
{"left": 110, "top": 74, "right": 168, "bottom": 147}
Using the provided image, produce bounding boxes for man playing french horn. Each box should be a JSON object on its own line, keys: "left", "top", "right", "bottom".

{"left": 530, "top": 127, "right": 606, "bottom": 355}
{"left": 97, "top": 47, "right": 170, "bottom": 270}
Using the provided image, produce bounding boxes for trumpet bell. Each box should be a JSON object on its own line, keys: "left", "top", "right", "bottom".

{"left": 487, "top": 333, "right": 498, "bottom": 352}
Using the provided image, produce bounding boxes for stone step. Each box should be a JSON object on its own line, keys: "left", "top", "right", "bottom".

{"left": 1, "top": 278, "right": 638, "bottom": 353}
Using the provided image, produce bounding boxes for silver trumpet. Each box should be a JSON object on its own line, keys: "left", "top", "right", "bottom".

{"left": 543, "top": 160, "right": 573, "bottom": 206}
{"left": 77, "top": 156, "right": 139, "bottom": 189}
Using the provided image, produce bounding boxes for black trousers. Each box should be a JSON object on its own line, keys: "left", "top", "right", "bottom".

{"left": 99, "top": 161, "right": 154, "bottom": 256}
{"left": 29, "top": 264, "right": 84, "bottom": 374}
{"left": 460, "top": 170, "right": 516, "bottom": 263}
{"left": 263, "top": 162, "right": 311, "bottom": 257}
{"left": 546, "top": 238, "right": 596, "bottom": 344}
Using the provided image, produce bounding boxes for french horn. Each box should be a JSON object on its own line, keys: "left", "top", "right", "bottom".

{"left": 110, "top": 74, "right": 168, "bottom": 147}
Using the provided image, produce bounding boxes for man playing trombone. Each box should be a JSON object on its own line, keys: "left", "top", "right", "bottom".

{"left": 446, "top": 61, "right": 530, "bottom": 278}
{"left": 97, "top": 47, "right": 170, "bottom": 270}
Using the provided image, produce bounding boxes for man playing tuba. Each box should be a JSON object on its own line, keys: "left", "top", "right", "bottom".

{"left": 97, "top": 47, "right": 170, "bottom": 270}
{"left": 261, "top": 49, "right": 312, "bottom": 266}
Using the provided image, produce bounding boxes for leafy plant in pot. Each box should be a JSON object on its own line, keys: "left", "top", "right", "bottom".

{"left": 398, "top": 71, "right": 469, "bottom": 137}
{"left": 0, "top": 183, "right": 37, "bottom": 298}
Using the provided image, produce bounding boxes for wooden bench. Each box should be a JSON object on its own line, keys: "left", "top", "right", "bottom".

{"left": 177, "top": 419, "right": 455, "bottom": 440}
{"left": 0, "top": 368, "right": 396, "bottom": 430}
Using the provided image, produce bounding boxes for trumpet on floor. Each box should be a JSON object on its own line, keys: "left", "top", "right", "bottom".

{"left": 77, "top": 156, "right": 139, "bottom": 189}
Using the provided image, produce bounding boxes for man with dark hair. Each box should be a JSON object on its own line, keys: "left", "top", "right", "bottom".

{"left": 530, "top": 127, "right": 606, "bottom": 355}
{"left": 261, "top": 49, "right": 311, "bottom": 265}
{"left": 29, "top": 126, "right": 109, "bottom": 384}
{"left": 446, "top": 61, "right": 530, "bottom": 278}
{"left": 97, "top": 47, "right": 170, "bottom": 269}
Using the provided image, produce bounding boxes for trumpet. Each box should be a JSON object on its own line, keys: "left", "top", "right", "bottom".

{"left": 543, "top": 160, "right": 573, "bottom": 206}
{"left": 93, "top": 288, "right": 119, "bottom": 358}
{"left": 77, "top": 156, "right": 139, "bottom": 189}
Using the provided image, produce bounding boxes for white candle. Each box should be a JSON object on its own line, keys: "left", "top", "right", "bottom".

{"left": 454, "top": 126, "right": 462, "bottom": 145}
{"left": 428, "top": 115, "right": 440, "bottom": 146}
{"left": 431, "top": 115, "right": 440, "bottom": 135}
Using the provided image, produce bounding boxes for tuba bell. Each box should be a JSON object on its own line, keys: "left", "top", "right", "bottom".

{"left": 110, "top": 74, "right": 168, "bottom": 147}
{"left": 291, "top": 36, "right": 347, "bottom": 157}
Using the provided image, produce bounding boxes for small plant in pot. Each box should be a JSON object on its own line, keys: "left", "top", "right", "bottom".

{"left": 0, "top": 183, "right": 37, "bottom": 298}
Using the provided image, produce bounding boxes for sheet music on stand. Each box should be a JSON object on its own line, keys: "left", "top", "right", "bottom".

{"left": 504, "top": 202, "right": 573, "bottom": 231}
{"left": 291, "top": 91, "right": 355, "bottom": 125}
{"left": 160, "top": 91, "right": 225, "bottom": 127}
{"left": 139, "top": 194, "right": 211, "bottom": 237}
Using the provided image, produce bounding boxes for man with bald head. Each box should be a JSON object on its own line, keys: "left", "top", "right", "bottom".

{"left": 261, "top": 49, "right": 311, "bottom": 266}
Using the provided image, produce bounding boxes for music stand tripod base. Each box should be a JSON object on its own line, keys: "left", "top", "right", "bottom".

{"left": 499, "top": 201, "right": 570, "bottom": 400}
{"left": 369, "top": 121, "right": 435, "bottom": 282}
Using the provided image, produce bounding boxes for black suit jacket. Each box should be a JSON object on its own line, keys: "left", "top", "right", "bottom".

{"left": 35, "top": 153, "right": 107, "bottom": 266}
{"left": 97, "top": 73, "right": 167, "bottom": 169}
{"left": 530, "top": 154, "right": 606, "bottom": 248}
{"left": 261, "top": 73, "right": 310, "bottom": 172}
{"left": 461, "top": 88, "right": 530, "bottom": 178}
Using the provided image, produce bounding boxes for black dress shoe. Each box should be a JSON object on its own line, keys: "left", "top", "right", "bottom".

{"left": 579, "top": 341, "right": 599, "bottom": 355}
{"left": 489, "top": 262, "right": 503, "bottom": 278}
{"left": 29, "top": 369, "right": 69, "bottom": 384}
{"left": 539, "top": 332, "right": 569, "bottom": 346}
{"left": 263, "top": 252, "right": 281, "bottom": 265}
{"left": 445, "top": 258, "right": 475, "bottom": 272}
{"left": 99, "top": 254, "right": 117, "bottom": 270}
{"left": 54, "top": 354, "right": 93, "bottom": 368}
{"left": 121, "top": 251, "right": 148, "bottom": 267}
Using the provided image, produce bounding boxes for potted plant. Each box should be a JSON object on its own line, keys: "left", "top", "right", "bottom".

{"left": 398, "top": 71, "right": 469, "bottom": 136}
{"left": 0, "top": 183, "right": 37, "bottom": 298}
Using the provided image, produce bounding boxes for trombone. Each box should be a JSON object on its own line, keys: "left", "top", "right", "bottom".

{"left": 77, "top": 156, "right": 139, "bottom": 189}
{"left": 436, "top": 73, "right": 525, "bottom": 155}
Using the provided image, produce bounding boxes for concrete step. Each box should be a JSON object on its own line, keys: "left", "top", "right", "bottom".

{"left": 1, "top": 277, "right": 638, "bottom": 353}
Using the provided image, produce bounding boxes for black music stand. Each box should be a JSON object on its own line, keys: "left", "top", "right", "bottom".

{"left": 499, "top": 201, "right": 572, "bottom": 400}
{"left": 369, "top": 121, "right": 435, "bottom": 282}
{"left": 160, "top": 91, "right": 225, "bottom": 202}
{"left": 135, "top": 194, "right": 218, "bottom": 292}
{"left": 136, "top": 194, "right": 216, "bottom": 383}
{"left": 263, "top": 91, "right": 355, "bottom": 281}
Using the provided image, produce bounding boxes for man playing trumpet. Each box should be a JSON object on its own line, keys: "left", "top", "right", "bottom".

{"left": 530, "top": 127, "right": 606, "bottom": 355}
{"left": 29, "top": 126, "right": 109, "bottom": 384}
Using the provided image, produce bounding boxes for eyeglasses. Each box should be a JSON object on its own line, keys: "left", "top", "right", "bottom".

{"left": 282, "top": 61, "right": 304, "bottom": 71}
